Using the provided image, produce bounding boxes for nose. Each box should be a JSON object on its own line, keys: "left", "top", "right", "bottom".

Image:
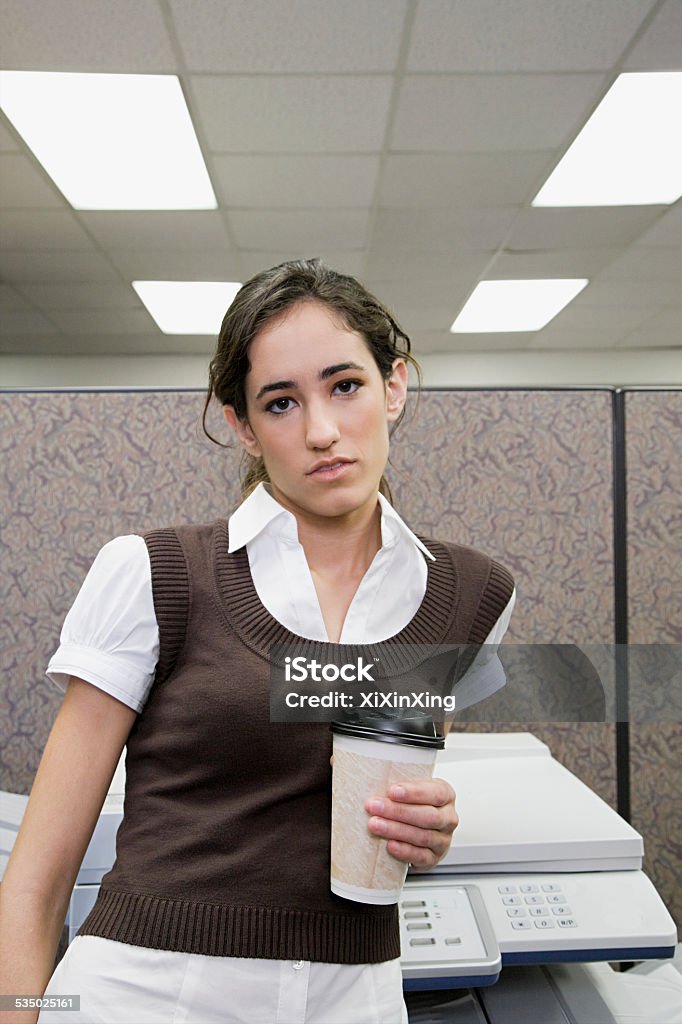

{"left": 304, "top": 399, "right": 341, "bottom": 450}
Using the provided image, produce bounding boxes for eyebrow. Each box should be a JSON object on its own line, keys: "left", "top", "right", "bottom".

{"left": 254, "top": 362, "right": 368, "bottom": 402}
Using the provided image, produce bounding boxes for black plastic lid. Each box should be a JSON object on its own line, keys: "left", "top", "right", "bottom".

{"left": 330, "top": 711, "right": 445, "bottom": 749}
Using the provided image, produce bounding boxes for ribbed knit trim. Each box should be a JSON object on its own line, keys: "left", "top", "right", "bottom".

{"left": 78, "top": 888, "right": 400, "bottom": 964}
{"left": 213, "top": 521, "right": 461, "bottom": 676}
{"left": 468, "top": 559, "right": 515, "bottom": 645}
{"left": 143, "top": 528, "right": 190, "bottom": 685}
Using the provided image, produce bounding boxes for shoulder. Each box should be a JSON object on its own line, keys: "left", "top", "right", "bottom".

{"left": 140, "top": 518, "right": 224, "bottom": 564}
{"left": 420, "top": 534, "right": 514, "bottom": 591}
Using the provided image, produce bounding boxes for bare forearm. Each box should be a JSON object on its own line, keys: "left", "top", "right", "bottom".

{"left": 0, "top": 889, "right": 66, "bottom": 1024}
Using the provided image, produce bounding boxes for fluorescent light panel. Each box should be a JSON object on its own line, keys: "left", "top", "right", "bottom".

{"left": 134, "top": 281, "right": 242, "bottom": 335}
{"left": 0, "top": 71, "right": 217, "bottom": 210}
{"left": 451, "top": 279, "right": 589, "bottom": 333}
{"left": 533, "top": 72, "right": 682, "bottom": 207}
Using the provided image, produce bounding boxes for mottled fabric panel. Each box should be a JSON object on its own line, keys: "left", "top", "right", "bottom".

{"left": 387, "top": 390, "right": 615, "bottom": 645}
{"left": 626, "top": 390, "right": 682, "bottom": 930}
{"left": 0, "top": 391, "right": 241, "bottom": 794}
{"left": 626, "top": 391, "right": 682, "bottom": 645}
{"left": 387, "top": 389, "right": 618, "bottom": 810}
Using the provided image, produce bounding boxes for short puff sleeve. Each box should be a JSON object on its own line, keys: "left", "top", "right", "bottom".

{"left": 46, "top": 535, "right": 160, "bottom": 713}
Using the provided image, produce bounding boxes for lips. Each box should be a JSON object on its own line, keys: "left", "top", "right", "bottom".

{"left": 307, "top": 458, "right": 354, "bottom": 475}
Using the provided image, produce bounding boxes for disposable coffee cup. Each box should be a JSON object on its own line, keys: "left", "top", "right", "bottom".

{"left": 330, "top": 712, "right": 445, "bottom": 905}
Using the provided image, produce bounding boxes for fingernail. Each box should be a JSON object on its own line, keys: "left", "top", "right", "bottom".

{"left": 368, "top": 798, "right": 384, "bottom": 814}
{"left": 390, "top": 786, "right": 406, "bottom": 800}
{"left": 370, "top": 817, "right": 387, "bottom": 834}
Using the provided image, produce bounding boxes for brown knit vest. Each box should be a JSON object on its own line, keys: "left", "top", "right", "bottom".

{"left": 77, "top": 519, "right": 514, "bottom": 962}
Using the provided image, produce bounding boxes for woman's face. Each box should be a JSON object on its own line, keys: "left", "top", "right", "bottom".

{"left": 223, "top": 300, "right": 407, "bottom": 524}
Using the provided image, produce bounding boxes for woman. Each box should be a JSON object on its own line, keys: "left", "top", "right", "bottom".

{"left": 0, "top": 259, "right": 514, "bottom": 1023}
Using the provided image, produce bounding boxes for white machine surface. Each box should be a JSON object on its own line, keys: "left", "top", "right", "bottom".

{"left": 399, "top": 733, "right": 676, "bottom": 991}
{"left": 400, "top": 872, "right": 676, "bottom": 990}
{"left": 429, "top": 733, "right": 643, "bottom": 873}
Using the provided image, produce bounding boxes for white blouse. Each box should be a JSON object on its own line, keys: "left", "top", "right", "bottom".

{"left": 46, "top": 482, "right": 515, "bottom": 712}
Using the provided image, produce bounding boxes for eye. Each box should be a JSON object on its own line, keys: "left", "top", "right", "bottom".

{"left": 334, "top": 379, "right": 362, "bottom": 395}
{"left": 265, "top": 396, "right": 296, "bottom": 415}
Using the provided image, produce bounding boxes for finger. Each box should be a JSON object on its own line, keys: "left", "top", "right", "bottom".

{"left": 365, "top": 797, "right": 458, "bottom": 834}
{"left": 367, "top": 815, "right": 453, "bottom": 854}
{"left": 385, "top": 779, "right": 455, "bottom": 807}
{"left": 385, "top": 838, "right": 448, "bottom": 869}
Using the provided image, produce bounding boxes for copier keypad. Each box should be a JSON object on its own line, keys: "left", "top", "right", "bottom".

{"left": 497, "top": 882, "right": 576, "bottom": 929}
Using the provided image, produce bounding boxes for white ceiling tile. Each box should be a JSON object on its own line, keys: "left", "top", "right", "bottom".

{"left": 0, "top": 0, "right": 178, "bottom": 72}
{"left": 507, "top": 208, "right": 664, "bottom": 250}
{"left": 408, "top": 0, "right": 654, "bottom": 71}
{"left": 20, "top": 282, "right": 141, "bottom": 311}
{"left": 364, "top": 248, "right": 492, "bottom": 280}
{"left": 78, "top": 212, "right": 231, "bottom": 250}
{"left": 0, "top": 154, "right": 65, "bottom": 208}
{"left": 435, "top": 332, "right": 537, "bottom": 351}
{"left": 0, "top": 309, "right": 57, "bottom": 335}
{"left": 543, "top": 304, "right": 658, "bottom": 333}
{"left": 228, "top": 209, "right": 369, "bottom": 251}
{"left": 0, "top": 333, "right": 63, "bottom": 355}
{"left": 364, "top": 275, "right": 473, "bottom": 311}
{"left": 633, "top": 205, "right": 682, "bottom": 247}
{"left": 213, "top": 155, "right": 380, "bottom": 209}
{"left": 371, "top": 207, "right": 517, "bottom": 252}
{"left": 391, "top": 74, "right": 605, "bottom": 152}
{"left": 46, "top": 309, "right": 157, "bottom": 335}
{"left": 0, "top": 283, "right": 33, "bottom": 311}
{"left": 107, "top": 248, "right": 241, "bottom": 281}
{"left": 623, "top": 0, "right": 682, "bottom": 69}
{"left": 0, "top": 249, "right": 118, "bottom": 282}
{"left": 391, "top": 74, "right": 602, "bottom": 153}
{"left": 0, "top": 120, "right": 21, "bottom": 152}
{"left": 572, "top": 279, "right": 682, "bottom": 308}
{"left": 491, "top": 248, "right": 623, "bottom": 278}
{"left": 0, "top": 210, "right": 96, "bottom": 250}
{"left": 191, "top": 76, "right": 393, "bottom": 153}
{"left": 615, "top": 326, "right": 681, "bottom": 348}
{"left": 171, "top": 0, "right": 406, "bottom": 72}
{"left": 406, "top": 329, "right": 463, "bottom": 354}
{"left": 386, "top": 302, "right": 462, "bottom": 332}
{"left": 598, "top": 248, "right": 682, "bottom": 282}
{"left": 0, "top": 332, "right": 213, "bottom": 357}
{"left": 526, "top": 329, "right": 623, "bottom": 350}
{"left": 378, "top": 152, "right": 554, "bottom": 207}
{"left": 626, "top": 308, "right": 682, "bottom": 335}
{"left": 238, "top": 251, "right": 367, "bottom": 279}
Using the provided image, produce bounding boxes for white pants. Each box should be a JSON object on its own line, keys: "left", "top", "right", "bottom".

{"left": 38, "top": 936, "right": 409, "bottom": 1024}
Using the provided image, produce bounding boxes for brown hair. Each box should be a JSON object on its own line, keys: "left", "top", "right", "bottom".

{"left": 202, "top": 258, "right": 422, "bottom": 502}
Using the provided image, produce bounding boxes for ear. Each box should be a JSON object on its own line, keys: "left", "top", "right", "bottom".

{"left": 223, "top": 404, "right": 262, "bottom": 459}
{"left": 385, "top": 358, "right": 408, "bottom": 423}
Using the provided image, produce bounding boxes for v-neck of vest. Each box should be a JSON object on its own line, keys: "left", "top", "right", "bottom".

{"left": 212, "top": 519, "right": 460, "bottom": 675}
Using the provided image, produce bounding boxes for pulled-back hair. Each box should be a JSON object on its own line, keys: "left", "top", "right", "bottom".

{"left": 202, "top": 258, "right": 422, "bottom": 501}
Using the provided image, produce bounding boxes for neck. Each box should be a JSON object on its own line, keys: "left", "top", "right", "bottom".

{"left": 268, "top": 484, "right": 383, "bottom": 582}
